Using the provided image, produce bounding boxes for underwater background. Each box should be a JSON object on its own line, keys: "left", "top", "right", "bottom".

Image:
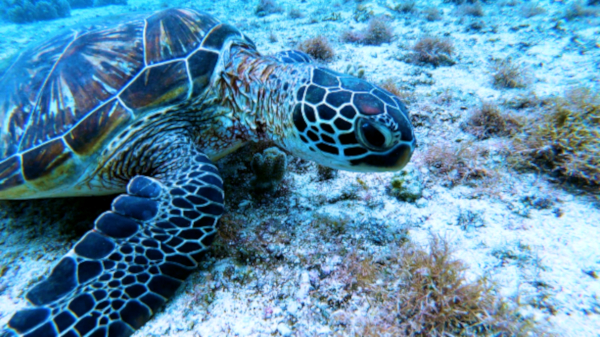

{"left": 0, "top": 0, "right": 599, "bottom": 336}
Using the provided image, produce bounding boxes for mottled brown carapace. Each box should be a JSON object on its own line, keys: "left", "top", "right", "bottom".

{"left": 0, "top": 9, "right": 254, "bottom": 198}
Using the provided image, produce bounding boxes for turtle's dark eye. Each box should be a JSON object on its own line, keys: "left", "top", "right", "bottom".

{"left": 356, "top": 118, "right": 394, "bottom": 152}
{"left": 361, "top": 122, "right": 385, "bottom": 147}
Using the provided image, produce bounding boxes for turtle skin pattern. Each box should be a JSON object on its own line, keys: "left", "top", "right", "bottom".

{"left": 4, "top": 151, "right": 224, "bottom": 337}
{"left": 291, "top": 66, "right": 414, "bottom": 169}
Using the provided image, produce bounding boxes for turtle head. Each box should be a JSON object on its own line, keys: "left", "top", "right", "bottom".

{"left": 284, "top": 67, "right": 416, "bottom": 172}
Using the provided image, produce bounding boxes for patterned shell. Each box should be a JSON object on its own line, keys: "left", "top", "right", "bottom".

{"left": 0, "top": 9, "right": 253, "bottom": 198}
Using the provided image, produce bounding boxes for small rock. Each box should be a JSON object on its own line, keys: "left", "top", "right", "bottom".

{"left": 583, "top": 269, "right": 598, "bottom": 279}
{"left": 287, "top": 300, "right": 300, "bottom": 316}
{"left": 296, "top": 271, "right": 310, "bottom": 302}
{"left": 389, "top": 166, "right": 424, "bottom": 202}
{"left": 521, "top": 194, "right": 554, "bottom": 210}
{"left": 507, "top": 201, "right": 530, "bottom": 218}
{"left": 277, "top": 322, "right": 292, "bottom": 336}
{"left": 239, "top": 199, "right": 252, "bottom": 210}
{"left": 553, "top": 207, "right": 563, "bottom": 217}
{"left": 309, "top": 269, "right": 320, "bottom": 288}
{"left": 456, "top": 208, "right": 485, "bottom": 232}
{"left": 317, "top": 165, "right": 338, "bottom": 181}
{"left": 186, "top": 320, "right": 195, "bottom": 330}
{"left": 264, "top": 306, "right": 274, "bottom": 319}
{"left": 415, "top": 198, "right": 428, "bottom": 208}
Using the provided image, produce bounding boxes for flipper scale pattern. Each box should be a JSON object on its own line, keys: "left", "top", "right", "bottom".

{"left": 4, "top": 151, "right": 224, "bottom": 337}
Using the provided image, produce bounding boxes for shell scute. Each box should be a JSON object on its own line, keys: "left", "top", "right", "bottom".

{"left": 21, "top": 138, "right": 82, "bottom": 190}
{"left": 188, "top": 49, "right": 219, "bottom": 97}
{"left": 64, "top": 100, "right": 132, "bottom": 156}
{"left": 145, "top": 9, "right": 219, "bottom": 65}
{"left": 18, "top": 21, "right": 145, "bottom": 152}
{"left": 202, "top": 24, "right": 243, "bottom": 52}
{"left": 0, "top": 32, "right": 78, "bottom": 158}
{"left": 119, "top": 61, "right": 189, "bottom": 113}
{"left": 0, "top": 155, "right": 26, "bottom": 195}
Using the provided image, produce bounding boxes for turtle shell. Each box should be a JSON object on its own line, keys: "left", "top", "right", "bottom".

{"left": 0, "top": 8, "right": 254, "bottom": 199}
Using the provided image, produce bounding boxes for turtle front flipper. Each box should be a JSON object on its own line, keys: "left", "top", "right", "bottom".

{"left": 3, "top": 151, "right": 224, "bottom": 337}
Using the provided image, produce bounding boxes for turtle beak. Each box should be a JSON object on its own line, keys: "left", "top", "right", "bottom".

{"left": 347, "top": 141, "right": 415, "bottom": 172}
{"left": 387, "top": 101, "right": 416, "bottom": 171}
{"left": 393, "top": 141, "right": 415, "bottom": 170}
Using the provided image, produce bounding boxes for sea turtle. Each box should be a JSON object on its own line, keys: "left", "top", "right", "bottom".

{"left": 0, "top": 8, "right": 415, "bottom": 337}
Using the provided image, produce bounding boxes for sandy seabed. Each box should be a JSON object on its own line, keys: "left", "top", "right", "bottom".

{"left": 0, "top": 0, "right": 599, "bottom": 336}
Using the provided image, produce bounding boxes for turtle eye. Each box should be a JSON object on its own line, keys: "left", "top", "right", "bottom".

{"left": 356, "top": 118, "right": 394, "bottom": 152}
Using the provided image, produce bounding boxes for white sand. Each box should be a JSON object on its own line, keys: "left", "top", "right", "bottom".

{"left": 1, "top": 0, "right": 599, "bottom": 336}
